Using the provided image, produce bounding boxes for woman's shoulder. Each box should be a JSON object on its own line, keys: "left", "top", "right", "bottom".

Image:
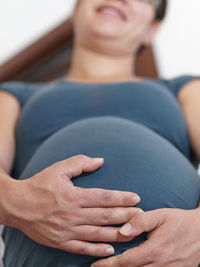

{"left": 150, "top": 74, "right": 200, "bottom": 97}
{"left": 0, "top": 80, "right": 53, "bottom": 108}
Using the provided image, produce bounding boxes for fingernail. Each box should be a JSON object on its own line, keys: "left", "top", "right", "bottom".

{"left": 119, "top": 223, "right": 134, "bottom": 236}
{"left": 105, "top": 246, "right": 115, "bottom": 255}
{"left": 93, "top": 158, "right": 104, "bottom": 163}
{"left": 136, "top": 209, "right": 144, "bottom": 214}
{"left": 132, "top": 195, "right": 141, "bottom": 204}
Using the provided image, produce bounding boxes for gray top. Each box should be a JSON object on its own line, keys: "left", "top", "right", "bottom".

{"left": 0, "top": 74, "right": 199, "bottom": 178}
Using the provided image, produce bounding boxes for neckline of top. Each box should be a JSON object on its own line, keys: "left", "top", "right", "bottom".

{"left": 56, "top": 77, "right": 153, "bottom": 86}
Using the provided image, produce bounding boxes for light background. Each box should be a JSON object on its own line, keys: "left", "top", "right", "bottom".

{"left": 0, "top": 0, "right": 200, "bottom": 78}
{"left": 0, "top": 1, "right": 200, "bottom": 266}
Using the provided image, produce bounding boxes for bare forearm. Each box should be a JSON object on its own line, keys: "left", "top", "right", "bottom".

{"left": 0, "top": 164, "right": 21, "bottom": 227}
{"left": 0, "top": 163, "right": 11, "bottom": 179}
{"left": 0, "top": 171, "right": 14, "bottom": 225}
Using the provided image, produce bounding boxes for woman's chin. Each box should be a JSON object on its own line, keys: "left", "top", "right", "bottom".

{"left": 90, "top": 14, "right": 127, "bottom": 35}
{"left": 90, "top": 24, "right": 125, "bottom": 40}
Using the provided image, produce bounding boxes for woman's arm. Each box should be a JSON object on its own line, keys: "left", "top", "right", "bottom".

{"left": 178, "top": 79, "right": 200, "bottom": 160}
{"left": 178, "top": 79, "right": 200, "bottom": 208}
{"left": 0, "top": 168, "right": 19, "bottom": 225}
{"left": 0, "top": 91, "right": 141, "bottom": 256}
{"left": 0, "top": 91, "right": 20, "bottom": 174}
{"left": 0, "top": 91, "right": 24, "bottom": 227}
{"left": 0, "top": 91, "right": 21, "bottom": 225}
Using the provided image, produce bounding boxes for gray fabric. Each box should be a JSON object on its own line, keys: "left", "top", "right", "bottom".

{"left": 0, "top": 75, "right": 200, "bottom": 266}
{"left": 0, "top": 75, "right": 200, "bottom": 180}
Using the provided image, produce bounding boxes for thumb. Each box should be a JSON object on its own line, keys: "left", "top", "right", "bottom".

{"left": 58, "top": 154, "right": 104, "bottom": 180}
{"left": 119, "top": 209, "right": 164, "bottom": 237}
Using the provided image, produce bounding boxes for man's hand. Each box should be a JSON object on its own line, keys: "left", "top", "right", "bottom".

{"left": 91, "top": 208, "right": 200, "bottom": 266}
{"left": 3, "top": 155, "right": 141, "bottom": 257}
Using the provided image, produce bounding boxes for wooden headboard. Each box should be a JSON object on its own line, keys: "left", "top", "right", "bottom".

{"left": 0, "top": 18, "right": 158, "bottom": 83}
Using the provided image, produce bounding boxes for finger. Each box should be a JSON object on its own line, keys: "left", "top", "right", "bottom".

{"left": 91, "top": 241, "right": 154, "bottom": 267}
{"left": 91, "top": 254, "right": 122, "bottom": 267}
{"left": 118, "top": 241, "right": 154, "bottom": 266}
{"left": 77, "top": 187, "right": 141, "bottom": 208}
{"left": 78, "top": 207, "right": 143, "bottom": 225}
{"left": 61, "top": 240, "right": 115, "bottom": 257}
{"left": 119, "top": 210, "right": 164, "bottom": 237}
{"left": 72, "top": 225, "right": 133, "bottom": 242}
{"left": 58, "top": 154, "right": 104, "bottom": 179}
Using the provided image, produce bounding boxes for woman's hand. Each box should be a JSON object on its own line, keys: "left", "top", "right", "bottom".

{"left": 3, "top": 155, "right": 141, "bottom": 257}
{"left": 91, "top": 208, "right": 200, "bottom": 266}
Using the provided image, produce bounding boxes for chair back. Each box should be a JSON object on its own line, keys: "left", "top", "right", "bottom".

{"left": 0, "top": 19, "right": 158, "bottom": 83}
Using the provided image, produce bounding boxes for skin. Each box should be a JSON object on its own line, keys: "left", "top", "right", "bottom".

{"left": 0, "top": 155, "right": 141, "bottom": 257}
{"left": 60, "top": 0, "right": 200, "bottom": 266}
{"left": 65, "top": 0, "right": 160, "bottom": 83}
{"left": 1, "top": 0, "right": 200, "bottom": 265}
{"left": 0, "top": 0, "right": 146, "bottom": 257}
{"left": 91, "top": 209, "right": 200, "bottom": 266}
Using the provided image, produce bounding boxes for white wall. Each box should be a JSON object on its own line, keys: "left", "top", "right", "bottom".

{"left": 0, "top": 1, "right": 200, "bottom": 265}
{"left": 154, "top": 0, "right": 200, "bottom": 78}
{"left": 1, "top": 0, "right": 200, "bottom": 79}
{"left": 0, "top": 0, "right": 76, "bottom": 64}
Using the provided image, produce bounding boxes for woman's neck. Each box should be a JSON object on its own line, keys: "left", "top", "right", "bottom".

{"left": 65, "top": 43, "right": 139, "bottom": 83}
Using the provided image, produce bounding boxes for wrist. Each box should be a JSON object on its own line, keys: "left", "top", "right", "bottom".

{"left": 0, "top": 176, "right": 26, "bottom": 227}
{"left": 191, "top": 207, "right": 200, "bottom": 223}
{"left": 196, "top": 206, "right": 200, "bottom": 212}
{"left": 0, "top": 175, "right": 14, "bottom": 225}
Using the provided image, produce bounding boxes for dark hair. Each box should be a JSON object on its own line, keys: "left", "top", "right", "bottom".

{"left": 137, "top": 0, "right": 168, "bottom": 54}
{"left": 155, "top": 0, "right": 168, "bottom": 21}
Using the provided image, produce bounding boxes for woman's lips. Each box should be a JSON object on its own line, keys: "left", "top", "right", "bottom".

{"left": 97, "top": 5, "right": 127, "bottom": 21}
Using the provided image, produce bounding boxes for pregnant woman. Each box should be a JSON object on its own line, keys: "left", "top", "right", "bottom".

{"left": 1, "top": 0, "right": 200, "bottom": 266}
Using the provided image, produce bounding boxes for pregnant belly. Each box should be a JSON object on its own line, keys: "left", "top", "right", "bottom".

{"left": 19, "top": 116, "right": 200, "bottom": 211}
{"left": 3, "top": 116, "right": 200, "bottom": 267}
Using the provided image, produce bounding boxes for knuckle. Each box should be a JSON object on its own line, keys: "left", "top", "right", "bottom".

{"left": 64, "top": 242, "right": 90, "bottom": 255}
{"left": 91, "top": 228, "right": 101, "bottom": 240}
{"left": 75, "top": 188, "right": 86, "bottom": 204}
{"left": 117, "top": 259, "right": 129, "bottom": 267}
{"left": 75, "top": 154, "right": 88, "bottom": 162}
{"left": 137, "top": 216, "right": 146, "bottom": 229}
{"left": 47, "top": 162, "right": 61, "bottom": 175}
{"left": 102, "top": 209, "right": 113, "bottom": 223}
{"left": 65, "top": 188, "right": 78, "bottom": 202}
{"left": 63, "top": 155, "right": 88, "bottom": 175}
{"left": 120, "top": 209, "right": 132, "bottom": 222}
{"left": 44, "top": 228, "right": 63, "bottom": 247}
{"left": 70, "top": 154, "right": 90, "bottom": 173}
{"left": 127, "top": 208, "right": 137, "bottom": 218}
{"left": 78, "top": 245, "right": 89, "bottom": 255}
{"left": 63, "top": 211, "right": 76, "bottom": 224}
{"left": 50, "top": 235, "right": 61, "bottom": 248}
{"left": 51, "top": 230, "right": 70, "bottom": 248}
{"left": 116, "top": 192, "right": 123, "bottom": 204}
{"left": 64, "top": 242, "right": 89, "bottom": 255}
{"left": 61, "top": 242, "right": 70, "bottom": 252}
{"left": 53, "top": 162, "right": 66, "bottom": 174}
{"left": 101, "top": 191, "right": 112, "bottom": 204}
